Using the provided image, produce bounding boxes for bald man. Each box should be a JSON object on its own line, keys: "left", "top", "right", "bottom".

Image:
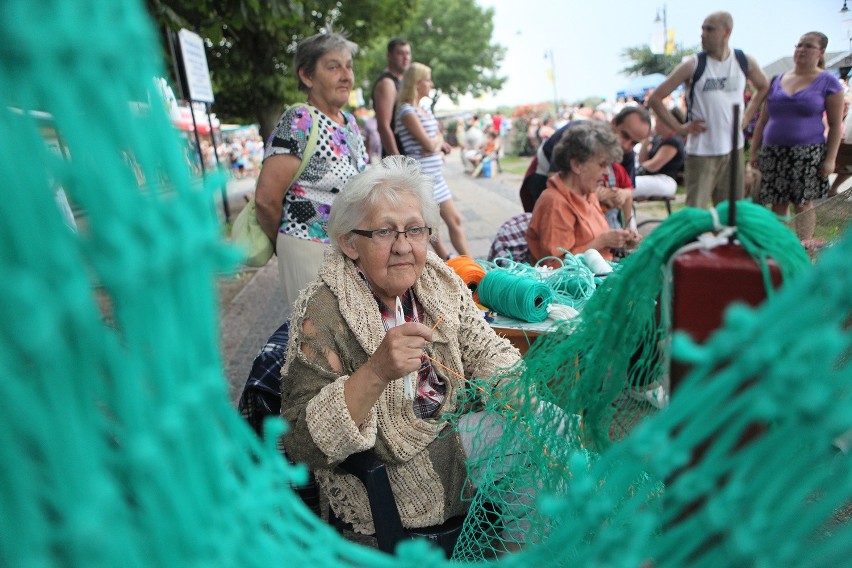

{"left": 649, "top": 11, "right": 769, "bottom": 208}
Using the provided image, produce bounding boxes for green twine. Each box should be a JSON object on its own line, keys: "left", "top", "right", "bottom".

{"left": 477, "top": 269, "right": 554, "bottom": 322}
{"left": 522, "top": 200, "right": 813, "bottom": 453}
{"left": 539, "top": 251, "right": 597, "bottom": 310}
{"left": 480, "top": 252, "right": 597, "bottom": 311}
{"left": 445, "top": 200, "right": 833, "bottom": 561}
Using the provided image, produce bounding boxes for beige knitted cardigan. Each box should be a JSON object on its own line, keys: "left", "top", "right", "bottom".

{"left": 281, "top": 248, "right": 520, "bottom": 534}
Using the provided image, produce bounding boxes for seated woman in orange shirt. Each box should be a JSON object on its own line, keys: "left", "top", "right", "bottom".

{"left": 526, "top": 121, "right": 641, "bottom": 266}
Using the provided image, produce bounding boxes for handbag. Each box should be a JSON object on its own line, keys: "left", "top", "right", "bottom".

{"left": 231, "top": 104, "right": 319, "bottom": 267}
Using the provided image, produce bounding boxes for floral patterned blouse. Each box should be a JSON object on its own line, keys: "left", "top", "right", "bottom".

{"left": 263, "top": 104, "right": 367, "bottom": 243}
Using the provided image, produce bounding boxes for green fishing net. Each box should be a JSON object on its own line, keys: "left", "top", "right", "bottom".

{"left": 1, "top": 0, "right": 851, "bottom": 566}
{"left": 788, "top": 186, "right": 852, "bottom": 254}
{"left": 447, "top": 201, "right": 835, "bottom": 560}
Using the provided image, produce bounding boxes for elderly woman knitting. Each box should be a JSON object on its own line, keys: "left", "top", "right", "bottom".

{"left": 526, "top": 121, "right": 641, "bottom": 266}
{"left": 280, "top": 156, "right": 520, "bottom": 538}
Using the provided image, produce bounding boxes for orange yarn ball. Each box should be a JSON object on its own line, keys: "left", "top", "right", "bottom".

{"left": 446, "top": 255, "right": 486, "bottom": 300}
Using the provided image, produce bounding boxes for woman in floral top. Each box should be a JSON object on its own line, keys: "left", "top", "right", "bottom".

{"left": 255, "top": 32, "right": 367, "bottom": 317}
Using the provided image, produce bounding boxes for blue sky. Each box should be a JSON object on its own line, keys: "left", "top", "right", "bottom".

{"left": 476, "top": 0, "right": 852, "bottom": 106}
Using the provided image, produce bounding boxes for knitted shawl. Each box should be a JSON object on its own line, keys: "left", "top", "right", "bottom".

{"left": 281, "top": 248, "right": 519, "bottom": 533}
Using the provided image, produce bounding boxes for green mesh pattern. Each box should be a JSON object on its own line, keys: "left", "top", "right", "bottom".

{"left": 1, "top": 0, "right": 851, "bottom": 566}
{"left": 788, "top": 186, "right": 852, "bottom": 251}
{"left": 447, "top": 202, "right": 829, "bottom": 560}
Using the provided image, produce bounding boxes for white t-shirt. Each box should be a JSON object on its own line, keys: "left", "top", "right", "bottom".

{"left": 686, "top": 51, "right": 747, "bottom": 156}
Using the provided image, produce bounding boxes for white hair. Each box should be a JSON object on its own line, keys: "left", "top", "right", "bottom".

{"left": 327, "top": 156, "right": 440, "bottom": 251}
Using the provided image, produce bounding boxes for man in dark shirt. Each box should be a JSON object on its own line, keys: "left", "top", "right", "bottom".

{"left": 371, "top": 38, "right": 411, "bottom": 156}
{"left": 522, "top": 106, "right": 652, "bottom": 209}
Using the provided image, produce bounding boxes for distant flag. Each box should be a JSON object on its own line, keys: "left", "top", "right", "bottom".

{"left": 349, "top": 87, "right": 364, "bottom": 108}
{"left": 546, "top": 68, "right": 554, "bottom": 84}
{"left": 665, "top": 29, "right": 676, "bottom": 55}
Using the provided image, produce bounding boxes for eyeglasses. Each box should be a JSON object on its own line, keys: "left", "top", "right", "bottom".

{"left": 794, "top": 43, "right": 820, "bottom": 50}
{"left": 351, "top": 226, "right": 432, "bottom": 244}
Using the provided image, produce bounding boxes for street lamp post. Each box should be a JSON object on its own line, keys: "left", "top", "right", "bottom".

{"left": 652, "top": 4, "right": 669, "bottom": 55}
{"left": 843, "top": 20, "right": 852, "bottom": 50}
{"left": 655, "top": 4, "right": 668, "bottom": 53}
{"left": 842, "top": 1, "right": 852, "bottom": 50}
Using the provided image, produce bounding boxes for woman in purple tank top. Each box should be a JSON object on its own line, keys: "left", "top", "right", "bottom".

{"left": 749, "top": 31, "right": 843, "bottom": 241}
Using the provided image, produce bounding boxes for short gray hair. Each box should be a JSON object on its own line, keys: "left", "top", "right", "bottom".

{"left": 327, "top": 156, "right": 440, "bottom": 251}
{"left": 551, "top": 121, "right": 622, "bottom": 173}
{"left": 294, "top": 32, "right": 358, "bottom": 93}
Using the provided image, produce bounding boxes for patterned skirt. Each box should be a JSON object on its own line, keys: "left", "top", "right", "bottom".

{"left": 756, "top": 143, "right": 829, "bottom": 205}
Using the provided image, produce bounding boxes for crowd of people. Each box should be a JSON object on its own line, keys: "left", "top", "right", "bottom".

{"left": 181, "top": 131, "right": 267, "bottom": 179}
{"left": 459, "top": 114, "right": 506, "bottom": 174}
{"left": 514, "top": 11, "right": 843, "bottom": 256}
{"left": 233, "top": 9, "right": 846, "bottom": 549}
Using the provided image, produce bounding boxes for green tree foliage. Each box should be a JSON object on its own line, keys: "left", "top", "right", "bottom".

{"left": 620, "top": 44, "right": 698, "bottom": 77}
{"left": 359, "top": 0, "right": 506, "bottom": 110}
{"left": 146, "top": 0, "right": 416, "bottom": 139}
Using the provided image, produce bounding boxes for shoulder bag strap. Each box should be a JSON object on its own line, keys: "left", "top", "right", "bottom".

{"left": 687, "top": 52, "right": 707, "bottom": 122}
{"left": 287, "top": 104, "right": 320, "bottom": 188}
{"left": 733, "top": 48, "right": 748, "bottom": 76}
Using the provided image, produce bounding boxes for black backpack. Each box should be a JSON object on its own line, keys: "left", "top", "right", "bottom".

{"left": 686, "top": 49, "right": 748, "bottom": 121}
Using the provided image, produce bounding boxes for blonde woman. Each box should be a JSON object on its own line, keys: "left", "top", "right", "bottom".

{"left": 396, "top": 63, "right": 470, "bottom": 259}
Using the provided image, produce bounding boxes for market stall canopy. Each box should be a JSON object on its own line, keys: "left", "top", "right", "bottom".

{"left": 763, "top": 51, "right": 848, "bottom": 79}
{"left": 824, "top": 50, "right": 852, "bottom": 78}
{"left": 172, "top": 105, "right": 219, "bottom": 135}
{"left": 616, "top": 73, "right": 667, "bottom": 100}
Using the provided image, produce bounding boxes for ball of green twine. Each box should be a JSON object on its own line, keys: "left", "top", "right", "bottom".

{"left": 478, "top": 270, "right": 554, "bottom": 322}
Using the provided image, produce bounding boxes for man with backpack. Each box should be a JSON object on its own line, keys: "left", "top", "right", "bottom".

{"left": 649, "top": 11, "right": 768, "bottom": 208}
{"left": 371, "top": 38, "right": 411, "bottom": 156}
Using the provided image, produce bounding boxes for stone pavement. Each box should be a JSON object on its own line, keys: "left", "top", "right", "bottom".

{"left": 218, "top": 150, "right": 525, "bottom": 401}
{"left": 432, "top": 151, "right": 526, "bottom": 258}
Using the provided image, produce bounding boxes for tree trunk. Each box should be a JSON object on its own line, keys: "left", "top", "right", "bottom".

{"left": 429, "top": 92, "right": 440, "bottom": 114}
{"left": 256, "top": 102, "right": 286, "bottom": 144}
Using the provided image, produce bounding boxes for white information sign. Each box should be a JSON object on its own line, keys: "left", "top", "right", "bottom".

{"left": 178, "top": 28, "right": 214, "bottom": 103}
